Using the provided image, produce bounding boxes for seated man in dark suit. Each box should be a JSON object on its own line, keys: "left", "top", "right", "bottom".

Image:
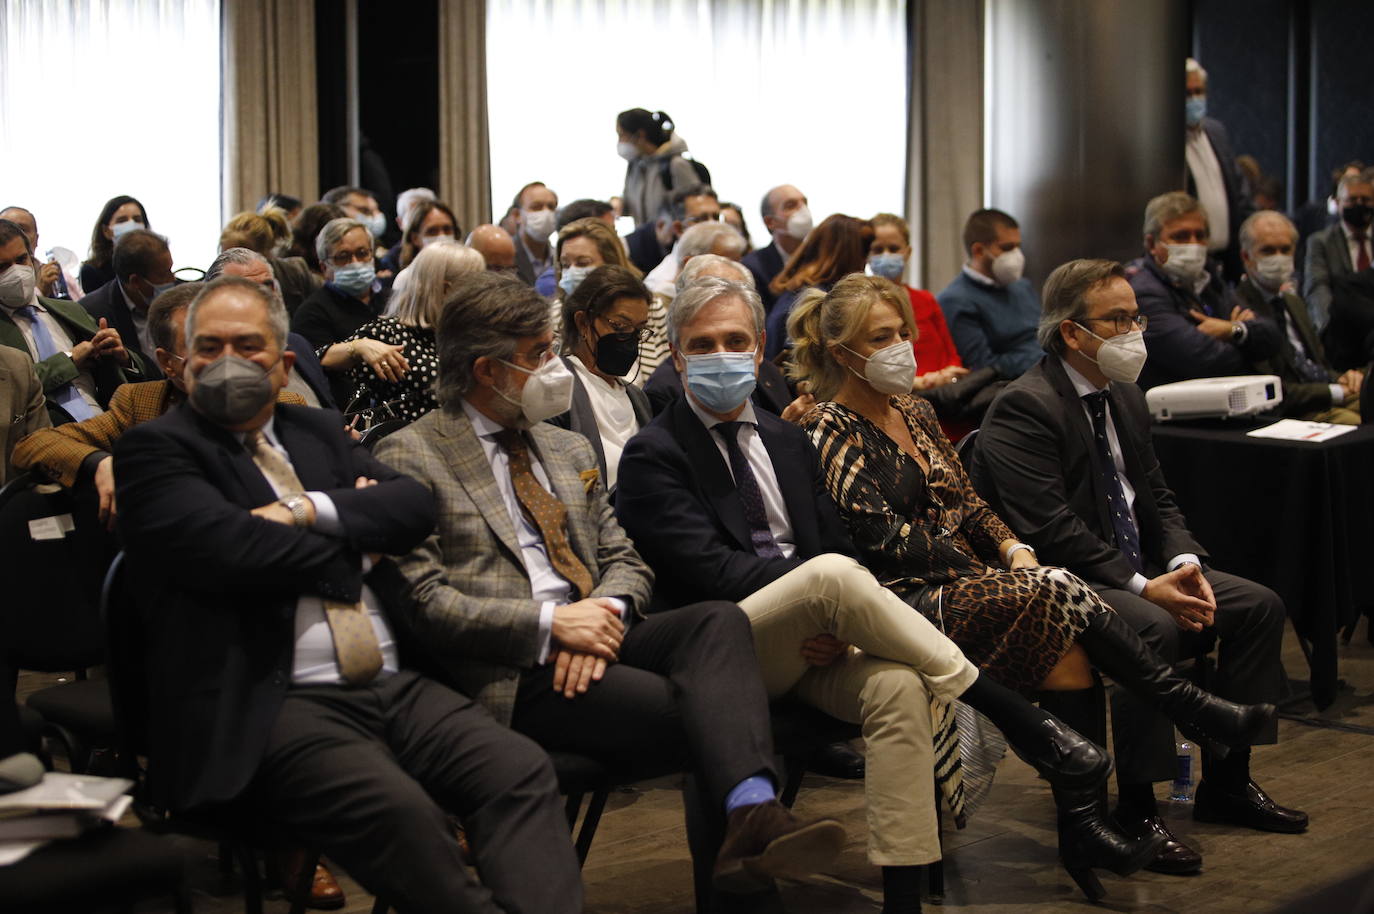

{"left": 644, "top": 256, "right": 796, "bottom": 417}
{"left": 0, "top": 219, "right": 145, "bottom": 424}
{"left": 114, "top": 276, "right": 580, "bottom": 912}
{"left": 741, "top": 185, "right": 811, "bottom": 314}
{"left": 373, "top": 271, "right": 845, "bottom": 896}
{"left": 975, "top": 259, "right": 1308, "bottom": 877}
{"left": 80, "top": 228, "right": 178, "bottom": 380}
{"left": 1127, "top": 191, "right": 1281, "bottom": 389}
{"left": 205, "top": 248, "right": 337, "bottom": 409}
{"left": 1302, "top": 170, "right": 1373, "bottom": 333}
{"left": 1233, "top": 211, "right": 1363, "bottom": 423}
{"left": 616, "top": 277, "right": 1131, "bottom": 914}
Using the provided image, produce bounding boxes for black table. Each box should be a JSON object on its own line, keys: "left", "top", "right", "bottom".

{"left": 1149, "top": 420, "right": 1374, "bottom": 709}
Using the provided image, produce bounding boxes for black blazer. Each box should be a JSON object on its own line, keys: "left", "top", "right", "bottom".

{"left": 547, "top": 357, "right": 653, "bottom": 486}
{"left": 1232, "top": 277, "right": 1338, "bottom": 418}
{"left": 289, "top": 284, "right": 391, "bottom": 351}
{"left": 972, "top": 356, "right": 1205, "bottom": 590}
{"left": 741, "top": 243, "right": 785, "bottom": 313}
{"left": 642, "top": 356, "right": 793, "bottom": 417}
{"left": 113, "top": 402, "right": 435, "bottom": 811}
{"left": 286, "top": 332, "right": 339, "bottom": 410}
{"left": 615, "top": 395, "right": 855, "bottom": 608}
{"left": 79, "top": 280, "right": 162, "bottom": 380}
{"left": 624, "top": 223, "right": 668, "bottom": 276}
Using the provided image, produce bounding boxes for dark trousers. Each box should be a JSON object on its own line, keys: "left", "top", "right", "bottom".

{"left": 512, "top": 600, "right": 777, "bottom": 823}
{"left": 1096, "top": 568, "right": 1285, "bottom": 785}
{"left": 252, "top": 670, "right": 581, "bottom": 914}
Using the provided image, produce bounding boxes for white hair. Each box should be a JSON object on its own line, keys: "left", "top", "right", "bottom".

{"left": 675, "top": 254, "right": 754, "bottom": 296}
{"left": 1185, "top": 57, "right": 1207, "bottom": 84}
{"left": 316, "top": 217, "right": 373, "bottom": 266}
{"left": 667, "top": 277, "right": 765, "bottom": 349}
{"left": 386, "top": 240, "right": 485, "bottom": 327}
{"left": 396, "top": 187, "right": 437, "bottom": 225}
{"left": 675, "top": 221, "right": 746, "bottom": 262}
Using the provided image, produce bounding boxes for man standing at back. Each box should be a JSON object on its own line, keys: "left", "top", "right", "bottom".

{"left": 1183, "top": 58, "right": 1253, "bottom": 284}
{"left": 936, "top": 209, "right": 1042, "bottom": 379}
{"left": 115, "top": 276, "right": 582, "bottom": 912}
{"left": 742, "top": 184, "right": 811, "bottom": 313}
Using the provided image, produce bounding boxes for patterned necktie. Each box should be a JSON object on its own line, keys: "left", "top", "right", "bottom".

{"left": 495, "top": 428, "right": 593, "bottom": 600}
{"left": 245, "top": 429, "right": 382, "bottom": 685}
{"left": 1271, "top": 296, "right": 1327, "bottom": 382}
{"left": 1083, "top": 392, "right": 1145, "bottom": 575}
{"left": 1355, "top": 231, "right": 1371, "bottom": 272}
{"left": 16, "top": 306, "right": 97, "bottom": 420}
{"left": 715, "top": 421, "right": 784, "bottom": 559}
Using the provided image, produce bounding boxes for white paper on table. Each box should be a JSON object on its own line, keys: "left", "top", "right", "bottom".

{"left": 1245, "top": 419, "right": 1359, "bottom": 443}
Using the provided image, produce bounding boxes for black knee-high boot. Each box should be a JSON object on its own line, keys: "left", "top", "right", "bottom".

{"left": 1038, "top": 675, "right": 1163, "bottom": 901}
{"left": 1076, "top": 611, "right": 1274, "bottom": 759}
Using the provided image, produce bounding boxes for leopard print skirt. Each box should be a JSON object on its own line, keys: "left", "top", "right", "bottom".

{"left": 930, "top": 567, "right": 1107, "bottom": 693}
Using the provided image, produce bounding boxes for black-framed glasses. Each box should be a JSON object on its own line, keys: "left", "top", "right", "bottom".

{"left": 1081, "top": 314, "right": 1149, "bottom": 333}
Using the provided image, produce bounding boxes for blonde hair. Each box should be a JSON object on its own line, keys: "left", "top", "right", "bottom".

{"left": 870, "top": 212, "right": 910, "bottom": 245}
{"left": 554, "top": 217, "right": 642, "bottom": 296}
{"left": 219, "top": 211, "right": 278, "bottom": 256}
{"left": 786, "top": 273, "right": 917, "bottom": 401}
{"left": 389, "top": 240, "right": 485, "bottom": 327}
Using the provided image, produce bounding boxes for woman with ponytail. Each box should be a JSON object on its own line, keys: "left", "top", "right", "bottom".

{"left": 616, "top": 107, "right": 702, "bottom": 227}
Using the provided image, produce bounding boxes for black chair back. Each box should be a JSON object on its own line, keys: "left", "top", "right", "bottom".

{"left": 0, "top": 472, "right": 115, "bottom": 671}
{"left": 99, "top": 553, "right": 148, "bottom": 780}
{"left": 954, "top": 426, "right": 980, "bottom": 471}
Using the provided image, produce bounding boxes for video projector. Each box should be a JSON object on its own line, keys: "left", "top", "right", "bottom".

{"left": 1145, "top": 375, "right": 1283, "bottom": 421}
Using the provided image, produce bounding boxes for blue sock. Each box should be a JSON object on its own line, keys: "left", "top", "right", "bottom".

{"left": 724, "top": 775, "right": 776, "bottom": 814}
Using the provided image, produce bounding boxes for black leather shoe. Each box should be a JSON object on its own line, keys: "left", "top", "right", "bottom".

{"left": 1055, "top": 785, "right": 1166, "bottom": 901}
{"left": 808, "top": 740, "right": 865, "bottom": 780}
{"left": 1193, "top": 779, "right": 1308, "bottom": 833}
{"left": 1010, "top": 716, "right": 1112, "bottom": 791}
{"left": 713, "top": 800, "right": 846, "bottom": 892}
{"left": 1112, "top": 808, "right": 1203, "bottom": 875}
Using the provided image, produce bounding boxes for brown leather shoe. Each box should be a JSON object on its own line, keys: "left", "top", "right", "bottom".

{"left": 268, "top": 848, "right": 346, "bottom": 910}
{"left": 712, "top": 800, "right": 845, "bottom": 893}
{"left": 1112, "top": 808, "right": 1203, "bottom": 875}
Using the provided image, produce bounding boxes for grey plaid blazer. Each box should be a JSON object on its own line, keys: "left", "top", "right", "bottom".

{"left": 375, "top": 406, "right": 654, "bottom": 724}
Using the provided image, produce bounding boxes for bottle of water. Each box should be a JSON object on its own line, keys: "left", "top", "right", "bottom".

{"left": 1170, "top": 740, "right": 1195, "bottom": 803}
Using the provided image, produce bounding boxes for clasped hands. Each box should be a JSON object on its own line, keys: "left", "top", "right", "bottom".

{"left": 1142, "top": 563, "right": 1216, "bottom": 632}
{"left": 549, "top": 598, "right": 625, "bottom": 698}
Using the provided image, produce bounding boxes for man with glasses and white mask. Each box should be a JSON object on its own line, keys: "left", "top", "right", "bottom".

{"left": 975, "top": 258, "right": 1306, "bottom": 879}
{"left": 1126, "top": 191, "right": 1281, "bottom": 390}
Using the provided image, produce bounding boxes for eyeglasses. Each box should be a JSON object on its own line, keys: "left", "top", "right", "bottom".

{"left": 1080, "top": 314, "right": 1149, "bottom": 334}
{"left": 600, "top": 316, "right": 651, "bottom": 342}
{"left": 681, "top": 212, "right": 720, "bottom": 226}
{"left": 329, "top": 247, "right": 373, "bottom": 267}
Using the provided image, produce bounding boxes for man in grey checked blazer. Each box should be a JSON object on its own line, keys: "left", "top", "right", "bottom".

{"left": 376, "top": 272, "right": 845, "bottom": 896}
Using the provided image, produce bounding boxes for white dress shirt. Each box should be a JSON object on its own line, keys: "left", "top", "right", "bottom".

{"left": 1060, "top": 359, "right": 1198, "bottom": 593}
{"left": 685, "top": 395, "right": 797, "bottom": 559}
{"left": 1186, "top": 126, "right": 1230, "bottom": 252}
{"left": 459, "top": 399, "right": 626, "bottom": 662}
{"left": 644, "top": 249, "right": 680, "bottom": 297}
{"left": 244, "top": 418, "right": 400, "bottom": 685}
{"left": 2, "top": 298, "right": 103, "bottom": 413}
{"left": 567, "top": 355, "right": 640, "bottom": 490}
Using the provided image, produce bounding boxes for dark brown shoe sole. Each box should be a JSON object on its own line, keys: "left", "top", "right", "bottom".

{"left": 713, "top": 817, "right": 846, "bottom": 893}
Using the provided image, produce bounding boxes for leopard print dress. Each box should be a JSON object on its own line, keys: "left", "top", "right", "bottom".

{"left": 805, "top": 396, "right": 1107, "bottom": 692}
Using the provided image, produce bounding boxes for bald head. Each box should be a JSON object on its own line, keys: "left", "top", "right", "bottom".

{"left": 466, "top": 224, "right": 517, "bottom": 269}
{"left": 0, "top": 207, "right": 36, "bottom": 247}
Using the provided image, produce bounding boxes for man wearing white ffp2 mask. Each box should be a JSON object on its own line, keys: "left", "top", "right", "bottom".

{"left": 935, "top": 208, "right": 1043, "bottom": 380}
{"left": 1127, "top": 191, "right": 1283, "bottom": 390}
{"left": 1233, "top": 210, "right": 1363, "bottom": 424}
{"left": 512, "top": 181, "right": 560, "bottom": 289}
{"left": 741, "top": 184, "right": 811, "bottom": 312}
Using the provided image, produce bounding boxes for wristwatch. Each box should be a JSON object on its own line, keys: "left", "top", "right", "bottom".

{"left": 279, "top": 494, "right": 311, "bottom": 526}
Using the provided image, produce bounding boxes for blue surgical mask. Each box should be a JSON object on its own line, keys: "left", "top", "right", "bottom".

{"left": 361, "top": 212, "right": 387, "bottom": 239}
{"left": 331, "top": 261, "right": 376, "bottom": 297}
{"left": 684, "top": 350, "right": 757, "bottom": 413}
{"left": 869, "top": 253, "right": 906, "bottom": 281}
{"left": 1185, "top": 95, "right": 1207, "bottom": 128}
{"left": 559, "top": 265, "right": 593, "bottom": 297}
{"left": 111, "top": 220, "right": 145, "bottom": 240}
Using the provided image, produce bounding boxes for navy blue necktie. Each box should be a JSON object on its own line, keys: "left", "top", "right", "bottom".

{"left": 1083, "top": 391, "right": 1144, "bottom": 575}
{"left": 715, "top": 421, "right": 784, "bottom": 559}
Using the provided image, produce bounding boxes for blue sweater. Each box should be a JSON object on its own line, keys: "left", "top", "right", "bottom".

{"left": 936, "top": 271, "right": 1043, "bottom": 379}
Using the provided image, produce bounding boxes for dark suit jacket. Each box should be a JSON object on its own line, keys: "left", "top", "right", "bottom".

{"left": 513, "top": 235, "right": 551, "bottom": 287}
{"left": 79, "top": 280, "right": 161, "bottom": 380}
{"left": 1302, "top": 222, "right": 1357, "bottom": 333}
{"left": 547, "top": 357, "right": 653, "bottom": 486}
{"left": 1232, "top": 277, "right": 1338, "bottom": 418}
{"left": 286, "top": 332, "right": 338, "bottom": 410}
{"left": 741, "top": 243, "right": 785, "bottom": 313}
{"left": 290, "top": 284, "right": 391, "bottom": 351}
{"left": 0, "top": 295, "right": 146, "bottom": 424}
{"left": 1128, "top": 256, "right": 1281, "bottom": 390}
{"left": 972, "top": 356, "right": 1205, "bottom": 590}
{"left": 1185, "top": 117, "right": 1254, "bottom": 283}
{"left": 624, "top": 223, "right": 668, "bottom": 276}
{"left": 642, "top": 355, "right": 793, "bottom": 417}
{"left": 615, "top": 396, "right": 855, "bottom": 608}
{"left": 113, "top": 402, "right": 435, "bottom": 811}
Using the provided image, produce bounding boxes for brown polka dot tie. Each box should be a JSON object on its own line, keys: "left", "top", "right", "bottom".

{"left": 246, "top": 429, "right": 383, "bottom": 685}
{"left": 495, "top": 428, "right": 593, "bottom": 600}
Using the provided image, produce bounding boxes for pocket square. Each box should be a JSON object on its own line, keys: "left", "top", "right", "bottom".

{"left": 579, "top": 468, "right": 600, "bottom": 493}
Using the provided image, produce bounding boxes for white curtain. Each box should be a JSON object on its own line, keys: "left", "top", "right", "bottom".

{"left": 486, "top": 0, "right": 907, "bottom": 241}
{"left": 0, "top": 0, "right": 222, "bottom": 279}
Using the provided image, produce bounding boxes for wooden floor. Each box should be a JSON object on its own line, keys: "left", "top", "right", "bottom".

{"left": 24, "top": 622, "right": 1374, "bottom": 914}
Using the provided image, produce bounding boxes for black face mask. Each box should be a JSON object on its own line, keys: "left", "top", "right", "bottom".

{"left": 1343, "top": 204, "right": 1373, "bottom": 230}
{"left": 593, "top": 329, "right": 639, "bottom": 378}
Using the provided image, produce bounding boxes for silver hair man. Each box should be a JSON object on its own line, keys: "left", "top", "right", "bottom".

{"left": 666, "top": 276, "right": 766, "bottom": 349}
